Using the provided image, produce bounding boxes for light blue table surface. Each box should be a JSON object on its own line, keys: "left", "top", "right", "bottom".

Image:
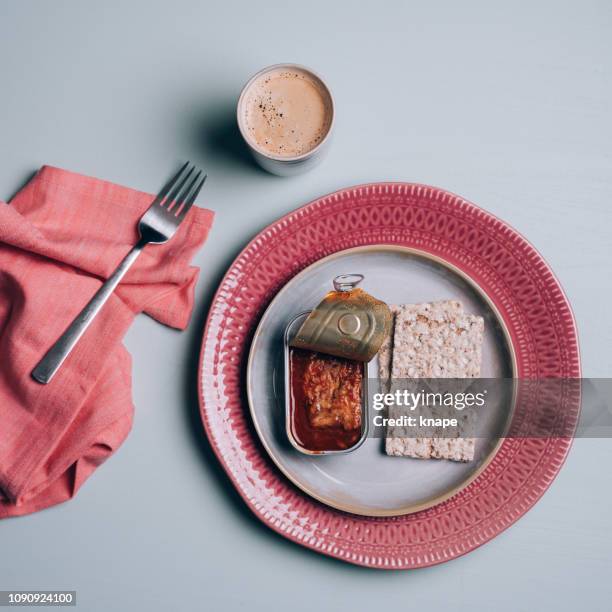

{"left": 1, "top": 1, "right": 611, "bottom": 610}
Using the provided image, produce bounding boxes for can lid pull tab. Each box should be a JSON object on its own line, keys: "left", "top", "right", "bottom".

{"left": 332, "top": 274, "right": 364, "bottom": 292}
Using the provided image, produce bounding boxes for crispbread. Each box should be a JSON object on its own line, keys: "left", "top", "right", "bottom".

{"left": 391, "top": 301, "right": 483, "bottom": 379}
{"left": 431, "top": 402, "right": 477, "bottom": 461}
{"left": 430, "top": 437, "right": 475, "bottom": 462}
{"left": 381, "top": 300, "right": 483, "bottom": 462}
{"left": 386, "top": 437, "right": 432, "bottom": 458}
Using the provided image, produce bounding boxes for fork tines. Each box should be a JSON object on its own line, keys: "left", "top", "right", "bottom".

{"left": 156, "top": 162, "right": 207, "bottom": 218}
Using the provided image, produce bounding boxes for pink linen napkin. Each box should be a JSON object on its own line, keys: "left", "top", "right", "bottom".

{"left": 0, "top": 166, "right": 214, "bottom": 517}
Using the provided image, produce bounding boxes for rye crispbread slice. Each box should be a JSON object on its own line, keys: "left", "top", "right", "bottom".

{"left": 391, "top": 301, "right": 482, "bottom": 379}
{"left": 380, "top": 300, "right": 483, "bottom": 462}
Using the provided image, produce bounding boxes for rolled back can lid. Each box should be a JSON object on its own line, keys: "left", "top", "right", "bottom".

{"left": 289, "top": 274, "right": 392, "bottom": 362}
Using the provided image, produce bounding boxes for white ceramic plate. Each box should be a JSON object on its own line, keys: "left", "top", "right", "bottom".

{"left": 247, "top": 245, "right": 515, "bottom": 516}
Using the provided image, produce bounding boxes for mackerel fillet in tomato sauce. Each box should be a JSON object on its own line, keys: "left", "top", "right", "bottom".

{"left": 289, "top": 348, "right": 363, "bottom": 452}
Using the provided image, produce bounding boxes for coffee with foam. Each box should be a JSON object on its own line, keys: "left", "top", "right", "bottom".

{"left": 241, "top": 67, "right": 333, "bottom": 158}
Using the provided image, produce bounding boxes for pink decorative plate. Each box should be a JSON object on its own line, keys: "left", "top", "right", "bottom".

{"left": 198, "top": 183, "right": 580, "bottom": 569}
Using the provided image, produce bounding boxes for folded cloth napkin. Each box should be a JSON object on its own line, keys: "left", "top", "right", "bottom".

{"left": 0, "top": 166, "right": 213, "bottom": 517}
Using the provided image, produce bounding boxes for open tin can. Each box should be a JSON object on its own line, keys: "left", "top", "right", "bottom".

{"left": 283, "top": 275, "right": 391, "bottom": 455}
{"left": 284, "top": 312, "right": 369, "bottom": 455}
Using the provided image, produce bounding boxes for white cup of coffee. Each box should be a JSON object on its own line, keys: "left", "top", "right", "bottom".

{"left": 237, "top": 64, "right": 335, "bottom": 176}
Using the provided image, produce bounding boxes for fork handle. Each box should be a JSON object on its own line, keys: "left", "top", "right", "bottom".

{"left": 32, "top": 239, "right": 147, "bottom": 384}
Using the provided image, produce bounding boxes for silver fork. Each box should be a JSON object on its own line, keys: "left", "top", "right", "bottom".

{"left": 32, "top": 162, "right": 207, "bottom": 384}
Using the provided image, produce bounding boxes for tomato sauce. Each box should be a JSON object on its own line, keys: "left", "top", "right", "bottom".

{"left": 288, "top": 348, "right": 364, "bottom": 452}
